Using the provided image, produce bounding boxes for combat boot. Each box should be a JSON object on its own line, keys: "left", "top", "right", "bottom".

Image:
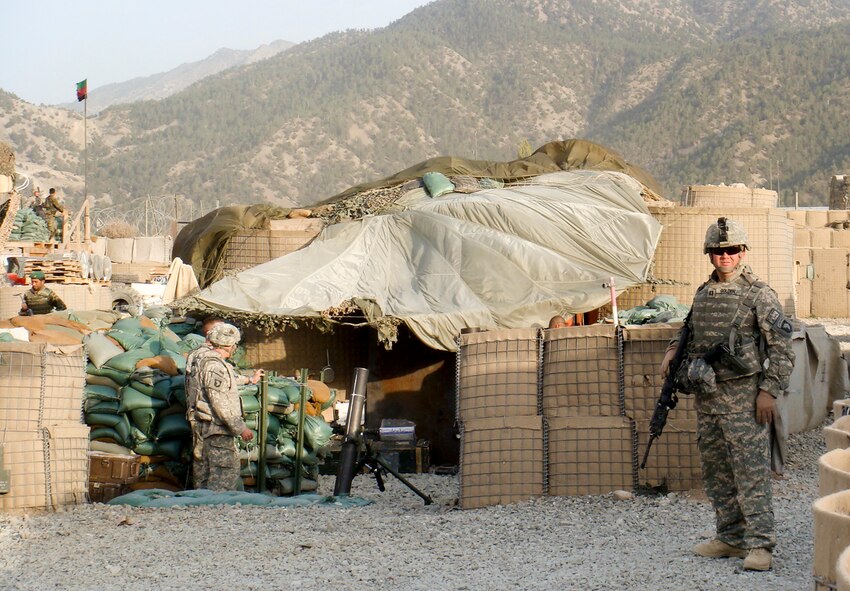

{"left": 693, "top": 539, "right": 747, "bottom": 559}
{"left": 743, "top": 548, "right": 772, "bottom": 571}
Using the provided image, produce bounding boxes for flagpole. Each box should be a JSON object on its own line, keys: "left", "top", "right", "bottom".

{"left": 83, "top": 94, "right": 87, "bottom": 205}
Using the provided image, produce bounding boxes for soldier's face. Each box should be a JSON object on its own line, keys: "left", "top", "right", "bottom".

{"left": 708, "top": 246, "right": 745, "bottom": 274}
{"left": 31, "top": 278, "right": 44, "bottom": 290}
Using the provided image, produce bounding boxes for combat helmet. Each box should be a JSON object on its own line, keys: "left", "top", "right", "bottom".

{"left": 703, "top": 217, "right": 749, "bottom": 253}
{"left": 208, "top": 323, "right": 241, "bottom": 347}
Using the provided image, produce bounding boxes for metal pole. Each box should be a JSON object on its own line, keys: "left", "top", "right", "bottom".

{"left": 293, "top": 368, "right": 309, "bottom": 495}
{"left": 257, "top": 372, "right": 268, "bottom": 493}
{"left": 333, "top": 367, "right": 369, "bottom": 497}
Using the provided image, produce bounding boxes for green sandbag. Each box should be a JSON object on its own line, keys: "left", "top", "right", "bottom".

{"left": 87, "top": 415, "right": 132, "bottom": 446}
{"left": 240, "top": 394, "right": 260, "bottom": 414}
{"left": 169, "top": 321, "right": 199, "bottom": 336}
{"left": 267, "top": 413, "right": 281, "bottom": 439}
{"left": 266, "top": 386, "right": 288, "bottom": 405}
{"left": 229, "top": 346, "right": 251, "bottom": 369}
{"left": 84, "top": 399, "right": 120, "bottom": 414}
{"left": 422, "top": 171, "right": 455, "bottom": 197}
{"left": 171, "top": 387, "right": 186, "bottom": 407}
{"left": 278, "top": 437, "right": 296, "bottom": 458}
{"left": 150, "top": 439, "right": 184, "bottom": 459}
{"left": 129, "top": 407, "right": 157, "bottom": 436}
{"left": 267, "top": 464, "right": 292, "bottom": 480}
{"left": 111, "top": 318, "right": 144, "bottom": 333}
{"left": 129, "top": 426, "right": 149, "bottom": 446}
{"left": 180, "top": 333, "right": 206, "bottom": 350}
{"left": 84, "top": 331, "right": 124, "bottom": 368}
{"left": 303, "top": 414, "right": 333, "bottom": 450}
{"left": 244, "top": 412, "right": 259, "bottom": 431}
{"left": 278, "top": 477, "right": 318, "bottom": 494}
{"left": 144, "top": 335, "right": 183, "bottom": 355}
{"left": 84, "top": 383, "right": 120, "bottom": 401}
{"left": 157, "top": 414, "right": 191, "bottom": 439}
{"left": 321, "top": 389, "right": 337, "bottom": 411}
{"left": 85, "top": 374, "right": 123, "bottom": 391}
{"left": 89, "top": 427, "right": 128, "bottom": 447}
{"left": 132, "top": 441, "right": 156, "bottom": 456}
{"left": 238, "top": 384, "right": 259, "bottom": 396}
{"left": 106, "top": 330, "right": 149, "bottom": 351}
{"left": 129, "top": 378, "right": 172, "bottom": 401}
{"left": 104, "top": 348, "right": 155, "bottom": 374}
{"left": 87, "top": 363, "right": 131, "bottom": 386}
{"left": 119, "top": 385, "right": 169, "bottom": 413}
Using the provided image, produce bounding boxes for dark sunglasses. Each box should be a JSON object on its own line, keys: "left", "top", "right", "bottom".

{"left": 709, "top": 246, "right": 743, "bottom": 256}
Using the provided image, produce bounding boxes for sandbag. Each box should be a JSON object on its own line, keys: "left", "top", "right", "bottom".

{"left": 89, "top": 440, "right": 134, "bottom": 455}
{"left": 85, "top": 331, "right": 125, "bottom": 368}
{"left": 240, "top": 394, "right": 260, "bottom": 414}
{"left": 157, "top": 414, "right": 191, "bottom": 439}
{"left": 129, "top": 377, "right": 172, "bottom": 401}
{"left": 85, "top": 374, "right": 124, "bottom": 391}
{"left": 119, "top": 385, "right": 170, "bottom": 413}
{"left": 129, "top": 407, "right": 157, "bottom": 436}
{"left": 422, "top": 171, "right": 455, "bottom": 197}
{"left": 84, "top": 383, "right": 120, "bottom": 402}
{"left": 278, "top": 477, "right": 318, "bottom": 494}
{"left": 106, "top": 330, "right": 149, "bottom": 351}
{"left": 87, "top": 363, "right": 132, "bottom": 386}
{"left": 84, "top": 399, "right": 120, "bottom": 414}
{"left": 28, "top": 328, "right": 81, "bottom": 345}
{"left": 90, "top": 427, "right": 127, "bottom": 447}
{"left": 136, "top": 354, "right": 180, "bottom": 377}
{"left": 104, "top": 348, "right": 156, "bottom": 373}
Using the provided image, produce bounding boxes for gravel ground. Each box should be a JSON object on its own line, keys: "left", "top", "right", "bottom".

{"left": 0, "top": 425, "right": 825, "bottom": 591}
{"left": 0, "top": 318, "right": 843, "bottom": 591}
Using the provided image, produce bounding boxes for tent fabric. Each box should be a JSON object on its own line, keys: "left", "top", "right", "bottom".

{"left": 317, "top": 139, "right": 665, "bottom": 205}
{"left": 172, "top": 204, "right": 292, "bottom": 288}
{"left": 185, "top": 170, "right": 662, "bottom": 351}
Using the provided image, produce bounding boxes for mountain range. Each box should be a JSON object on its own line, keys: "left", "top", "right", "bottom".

{"left": 2, "top": 0, "right": 850, "bottom": 229}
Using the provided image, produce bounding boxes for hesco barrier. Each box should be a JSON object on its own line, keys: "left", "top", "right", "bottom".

{"left": 819, "top": 448, "right": 850, "bottom": 498}
{"left": 839, "top": 545, "right": 850, "bottom": 591}
{"left": 456, "top": 324, "right": 703, "bottom": 508}
{"left": 618, "top": 207, "right": 794, "bottom": 316}
{"left": 824, "top": 416, "right": 850, "bottom": 452}
{"left": 0, "top": 342, "right": 89, "bottom": 512}
{"left": 0, "top": 284, "right": 114, "bottom": 320}
{"left": 814, "top": 489, "right": 850, "bottom": 590}
{"left": 221, "top": 219, "right": 325, "bottom": 273}
{"left": 683, "top": 185, "right": 778, "bottom": 208}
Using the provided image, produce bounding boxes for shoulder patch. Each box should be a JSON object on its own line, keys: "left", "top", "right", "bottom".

{"left": 766, "top": 307, "right": 793, "bottom": 338}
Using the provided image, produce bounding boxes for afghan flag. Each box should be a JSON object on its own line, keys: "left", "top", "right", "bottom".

{"left": 76, "top": 79, "right": 87, "bottom": 102}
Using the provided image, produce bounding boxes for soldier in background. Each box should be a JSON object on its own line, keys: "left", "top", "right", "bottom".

{"left": 661, "top": 218, "right": 794, "bottom": 572}
{"left": 184, "top": 318, "right": 262, "bottom": 487}
{"left": 185, "top": 323, "right": 254, "bottom": 491}
{"left": 43, "top": 188, "right": 66, "bottom": 241}
{"left": 19, "top": 270, "right": 67, "bottom": 315}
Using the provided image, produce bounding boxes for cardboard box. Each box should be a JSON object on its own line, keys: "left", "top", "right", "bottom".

{"left": 547, "top": 416, "right": 635, "bottom": 496}
{"left": 88, "top": 452, "right": 141, "bottom": 485}
{"left": 460, "top": 416, "right": 544, "bottom": 509}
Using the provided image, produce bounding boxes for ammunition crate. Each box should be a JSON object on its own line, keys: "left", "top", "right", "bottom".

{"left": 88, "top": 452, "right": 141, "bottom": 485}
{"left": 89, "top": 481, "right": 128, "bottom": 504}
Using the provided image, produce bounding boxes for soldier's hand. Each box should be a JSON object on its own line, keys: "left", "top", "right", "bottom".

{"left": 240, "top": 428, "right": 254, "bottom": 442}
{"left": 660, "top": 349, "right": 676, "bottom": 377}
{"left": 755, "top": 390, "right": 776, "bottom": 425}
{"left": 250, "top": 369, "right": 264, "bottom": 385}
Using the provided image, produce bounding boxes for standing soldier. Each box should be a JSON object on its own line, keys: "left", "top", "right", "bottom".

{"left": 661, "top": 218, "right": 794, "bottom": 572}
{"left": 185, "top": 323, "right": 254, "bottom": 491}
{"left": 44, "top": 188, "right": 66, "bottom": 242}
{"left": 19, "top": 270, "right": 67, "bottom": 315}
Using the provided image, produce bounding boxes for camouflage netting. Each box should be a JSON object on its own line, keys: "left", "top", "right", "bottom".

{"left": 0, "top": 141, "right": 14, "bottom": 178}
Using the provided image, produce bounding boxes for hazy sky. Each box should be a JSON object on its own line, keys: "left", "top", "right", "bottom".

{"left": 1, "top": 0, "right": 434, "bottom": 105}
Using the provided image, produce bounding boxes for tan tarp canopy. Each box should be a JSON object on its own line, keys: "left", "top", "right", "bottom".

{"left": 319, "top": 138, "right": 664, "bottom": 205}
{"left": 183, "top": 170, "right": 663, "bottom": 351}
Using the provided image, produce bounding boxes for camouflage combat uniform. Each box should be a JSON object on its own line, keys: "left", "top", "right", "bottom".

{"left": 186, "top": 350, "right": 248, "bottom": 491}
{"left": 22, "top": 286, "right": 67, "bottom": 314}
{"left": 677, "top": 265, "right": 794, "bottom": 551}
{"left": 44, "top": 191, "right": 65, "bottom": 241}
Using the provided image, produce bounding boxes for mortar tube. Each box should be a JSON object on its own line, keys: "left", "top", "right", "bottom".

{"left": 333, "top": 367, "right": 368, "bottom": 497}
{"left": 257, "top": 372, "right": 268, "bottom": 493}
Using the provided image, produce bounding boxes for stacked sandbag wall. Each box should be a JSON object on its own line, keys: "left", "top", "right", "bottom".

{"left": 80, "top": 311, "right": 335, "bottom": 496}
{"left": 618, "top": 207, "right": 795, "bottom": 316}
{"left": 0, "top": 342, "right": 89, "bottom": 512}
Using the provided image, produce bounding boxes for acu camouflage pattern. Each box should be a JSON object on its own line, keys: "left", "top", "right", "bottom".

{"left": 686, "top": 266, "right": 794, "bottom": 414}
{"left": 680, "top": 265, "right": 793, "bottom": 552}
{"left": 186, "top": 350, "right": 247, "bottom": 491}
{"left": 22, "top": 286, "right": 66, "bottom": 314}
{"left": 698, "top": 395, "right": 775, "bottom": 550}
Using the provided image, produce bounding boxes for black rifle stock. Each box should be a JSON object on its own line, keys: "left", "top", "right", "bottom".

{"left": 640, "top": 320, "right": 691, "bottom": 469}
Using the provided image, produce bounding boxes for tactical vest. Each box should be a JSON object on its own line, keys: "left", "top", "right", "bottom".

{"left": 191, "top": 355, "right": 234, "bottom": 424}
{"left": 689, "top": 271, "right": 765, "bottom": 382}
{"left": 24, "top": 287, "right": 61, "bottom": 315}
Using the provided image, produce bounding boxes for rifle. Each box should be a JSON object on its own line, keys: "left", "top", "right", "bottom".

{"left": 640, "top": 315, "right": 691, "bottom": 469}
